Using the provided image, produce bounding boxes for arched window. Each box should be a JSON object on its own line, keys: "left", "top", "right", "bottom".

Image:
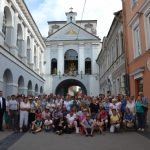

{"left": 64, "top": 49, "right": 78, "bottom": 75}
{"left": 27, "top": 80, "right": 32, "bottom": 96}
{"left": 2, "top": 6, "right": 12, "bottom": 44}
{"left": 35, "top": 84, "right": 38, "bottom": 96}
{"left": 18, "top": 76, "right": 24, "bottom": 95}
{"left": 2, "top": 9, "right": 7, "bottom": 36}
{"left": 3, "top": 69, "right": 13, "bottom": 97}
{"left": 85, "top": 58, "right": 91, "bottom": 74}
{"left": 17, "top": 24, "right": 23, "bottom": 58}
{"left": 51, "top": 58, "right": 57, "bottom": 74}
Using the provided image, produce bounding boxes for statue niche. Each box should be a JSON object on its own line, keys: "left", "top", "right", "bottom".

{"left": 69, "top": 61, "right": 76, "bottom": 76}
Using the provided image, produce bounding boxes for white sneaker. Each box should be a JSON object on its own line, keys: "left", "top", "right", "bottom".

{"left": 138, "top": 128, "right": 141, "bottom": 131}
{"left": 20, "top": 129, "right": 23, "bottom": 132}
{"left": 76, "top": 127, "right": 79, "bottom": 134}
{"left": 141, "top": 128, "right": 144, "bottom": 132}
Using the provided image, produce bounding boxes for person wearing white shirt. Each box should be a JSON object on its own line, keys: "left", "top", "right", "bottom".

{"left": 19, "top": 97, "right": 31, "bottom": 132}
{"left": 66, "top": 111, "right": 76, "bottom": 129}
{"left": 126, "top": 97, "right": 136, "bottom": 115}
{"left": 9, "top": 95, "right": 18, "bottom": 131}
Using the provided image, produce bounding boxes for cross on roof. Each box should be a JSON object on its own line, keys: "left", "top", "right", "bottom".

{"left": 69, "top": 7, "right": 73, "bottom": 12}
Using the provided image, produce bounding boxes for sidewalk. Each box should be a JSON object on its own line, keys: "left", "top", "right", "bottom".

{"left": 0, "top": 131, "right": 13, "bottom": 141}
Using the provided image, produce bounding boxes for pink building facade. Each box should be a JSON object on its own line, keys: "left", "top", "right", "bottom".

{"left": 122, "top": 0, "right": 150, "bottom": 120}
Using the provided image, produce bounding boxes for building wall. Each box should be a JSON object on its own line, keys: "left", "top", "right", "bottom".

{"left": 0, "top": 0, "right": 45, "bottom": 97}
{"left": 97, "top": 11, "right": 125, "bottom": 96}
{"left": 122, "top": 0, "right": 150, "bottom": 120}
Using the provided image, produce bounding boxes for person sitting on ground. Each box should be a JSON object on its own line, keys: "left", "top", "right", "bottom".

{"left": 66, "top": 110, "right": 76, "bottom": 133}
{"left": 35, "top": 108, "right": 42, "bottom": 120}
{"left": 44, "top": 116, "right": 53, "bottom": 132}
{"left": 55, "top": 114, "right": 68, "bottom": 135}
{"left": 74, "top": 114, "right": 81, "bottom": 134}
{"left": 95, "top": 116, "right": 104, "bottom": 134}
{"left": 98, "top": 107, "right": 108, "bottom": 130}
{"left": 110, "top": 109, "right": 121, "bottom": 133}
{"left": 42, "top": 107, "right": 51, "bottom": 121}
{"left": 80, "top": 113, "right": 95, "bottom": 136}
{"left": 52, "top": 107, "right": 62, "bottom": 132}
{"left": 31, "top": 116, "right": 43, "bottom": 134}
{"left": 123, "top": 108, "right": 135, "bottom": 129}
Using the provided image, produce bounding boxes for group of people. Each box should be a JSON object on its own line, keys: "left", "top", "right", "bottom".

{"left": 0, "top": 90, "right": 149, "bottom": 136}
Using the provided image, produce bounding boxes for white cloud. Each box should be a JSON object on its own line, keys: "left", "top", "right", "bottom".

{"left": 25, "top": 0, "right": 122, "bottom": 39}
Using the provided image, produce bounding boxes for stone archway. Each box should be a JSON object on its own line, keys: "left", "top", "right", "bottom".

{"left": 3, "top": 69, "right": 13, "bottom": 97}
{"left": 18, "top": 76, "right": 24, "bottom": 95}
{"left": 27, "top": 80, "right": 32, "bottom": 96}
{"left": 40, "top": 86, "right": 43, "bottom": 95}
{"left": 35, "top": 84, "right": 38, "bottom": 96}
{"left": 55, "top": 79, "right": 87, "bottom": 96}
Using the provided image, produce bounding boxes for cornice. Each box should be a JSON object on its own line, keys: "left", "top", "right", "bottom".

{"left": 15, "top": 0, "right": 46, "bottom": 49}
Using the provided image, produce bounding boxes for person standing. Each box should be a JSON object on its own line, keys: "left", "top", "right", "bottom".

{"left": 0, "top": 91, "right": 6, "bottom": 131}
{"left": 19, "top": 97, "right": 31, "bottom": 132}
{"left": 136, "top": 96, "right": 145, "bottom": 131}
{"left": 9, "top": 95, "right": 19, "bottom": 131}
{"left": 139, "top": 92, "right": 148, "bottom": 126}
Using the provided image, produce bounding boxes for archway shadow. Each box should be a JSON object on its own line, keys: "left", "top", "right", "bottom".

{"left": 55, "top": 79, "right": 87, "bottom": 96}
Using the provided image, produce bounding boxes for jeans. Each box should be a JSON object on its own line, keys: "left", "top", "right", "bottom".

{"left": 136, "top": 112, "right": 144, "bottom": 129}
{"left": 19, "top": 111, "right": 29, "bottom": 128}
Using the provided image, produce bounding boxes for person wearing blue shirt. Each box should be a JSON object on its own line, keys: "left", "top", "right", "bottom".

{"left": 123, "top": 108, "right": 135, "bottom": 128}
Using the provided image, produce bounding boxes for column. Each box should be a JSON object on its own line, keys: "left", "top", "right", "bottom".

{"left": 92, "top": 43, "right": 99, "bottom": 74}
{"left": 29, "top": 37, "right": 34, "bottom": 69}
{"left": 57, "top": 43, "right": 64, "bottom": 75}
{"left": 10, "top": 12, "right": 18, "bottom": 57}
{"left": 18, "top": 87, "right": 28, "bottom": 96}
{"left": 78, "top": 43, "right": 85, "bottom": 74}
{"left": 36, "top": 46, "right": 40, "bottom": 74}
{"left": 40, "top": 51, "right": 44, "bottom": 75}
{"left": 0, "top": 3, "right": 4, "bottom": 45}
{"left": 22, "top": 26, "right": 27, "bottom": 64}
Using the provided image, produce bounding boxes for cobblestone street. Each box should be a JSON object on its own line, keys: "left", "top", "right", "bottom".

{"left": 0, "top": 130, "right": 150, "bottom": 150}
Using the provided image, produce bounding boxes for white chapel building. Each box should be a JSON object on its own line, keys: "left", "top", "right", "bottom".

{"left": 44, "top": 9, "right": 101, "bottom": 96}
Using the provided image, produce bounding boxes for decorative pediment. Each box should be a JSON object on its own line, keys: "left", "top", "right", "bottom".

{"left": 66, "top": 29, "right": 77, "bottom": 35}
{"left": 46, "top": 23, "right": 100, "bottom": 41}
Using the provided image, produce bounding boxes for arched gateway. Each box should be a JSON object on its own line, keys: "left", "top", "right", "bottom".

{"left": 55, "top": 79, "right": 87, "bottom": 96}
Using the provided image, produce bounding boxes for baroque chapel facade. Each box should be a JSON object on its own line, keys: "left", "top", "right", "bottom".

{"left": 44, "top": 9, "right": 101, "bottom": 96}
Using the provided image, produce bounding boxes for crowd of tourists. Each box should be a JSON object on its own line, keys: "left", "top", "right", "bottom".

{"left": 0, "top": 90, "right": 148, "bottom": 136}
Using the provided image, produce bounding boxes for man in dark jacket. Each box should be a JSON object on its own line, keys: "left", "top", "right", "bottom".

{"left": 0, "top": 91, "right": 6, "bottom": 131}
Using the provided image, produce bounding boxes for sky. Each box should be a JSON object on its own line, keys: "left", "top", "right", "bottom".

{"left": 24, "top": 0, "right": 122, "bottom": 39}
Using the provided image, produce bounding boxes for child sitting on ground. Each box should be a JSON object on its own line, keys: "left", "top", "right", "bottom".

{"left": 31, "top": 116, "right": 43, "bottom": 134}
{"left": 95, "top": 116, "right": 104, "bottom": 134}
{"left": 44, "top": 116, "right": 53, "bottom": 132}
{"left": 98, "top": 107, "right": 108, "bottom": 130}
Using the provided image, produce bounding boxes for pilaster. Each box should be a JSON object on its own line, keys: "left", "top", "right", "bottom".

{"left": 58, "top": 43, "right": 64, "bottom": 75}
{"left": 22, "top": 26, "right": 27, "bottom": 64}
{"left": 29, "top": 37, "right": 34, "bottom": 69}
{"left": 10, "top": 12, "right": 18, "bottom": 57}
{"left": 78, "top": 43, "right": 85, "bottom": 74}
